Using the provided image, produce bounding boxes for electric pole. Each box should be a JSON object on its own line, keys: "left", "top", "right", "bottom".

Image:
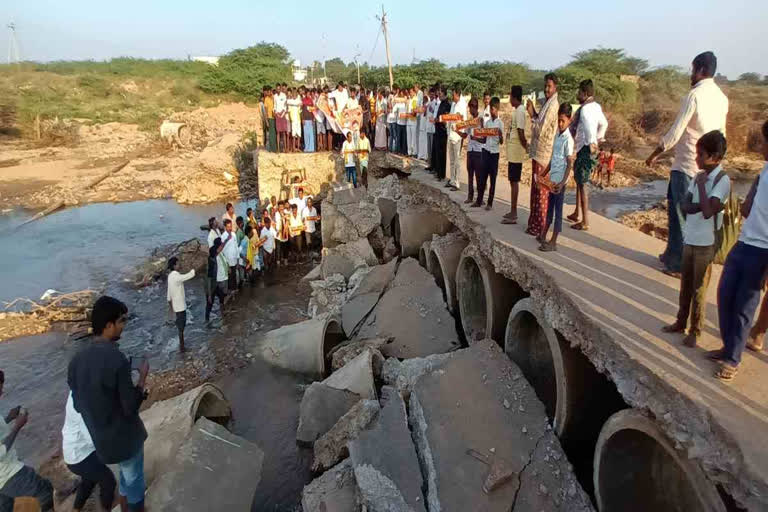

{"left": 7, "top": 23, "right": 20, "bottom": 65}
{"left": 379, "top": 6, "right": 393, "bottom": 89}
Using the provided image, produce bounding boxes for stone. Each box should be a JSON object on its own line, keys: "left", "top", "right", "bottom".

{"left": 308, "top": 274, "right": 347, "bottom": 317}
{"left": 356, "top": 258, "right": 460, "bottom": 359}
{"left": 330, "top": 185, "right": 368, "bottom": 205}
{"left": 335, "top": 201, "right": 382, "bottom": 242}
{"left": 323, "top": 348, "right": 377, "bottom": 399}
{"left": 408, "top": 340, "right": 593, "bottom": 512}
{"left": 144, "top": 417, "right": 264, "bottom": 511}
{"left": 341, "top": 259, "right": 398, "bottom": 335}
{"left": 312, "top": 399, "right": 380, "bottom": 472}
{"left": 297, "top": 382, "right": 361, "bottom": 445}
{"left": 331, "top": 338, "right": 388, "bottom": 376}
{"left": 349, "top": 387, "right": 426, "bottom": 512}
{"left": 302, "top": 459, "right": 359, "bottom": 512}
{"left": 321, "top": 238, "right": 378, "bottom": 280}
{"left": 368, "top": 173, "right": 402, "bottom": 202}
{"left": 380, "top": 352, "right": 454, "bottom": 398}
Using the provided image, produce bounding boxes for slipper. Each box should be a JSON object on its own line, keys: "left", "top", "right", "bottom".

{"left": 501, "top": 218, "right": 517, "bottom": 225}
{"left": 570, "top": 223, "right": 589, "bottom": 231}
{"left": 503, "top": 212, "right": 516, "bottom": 219}
{"left": 566, "top": 213, "right": 579, "bottom": 223}
{"left": 682, "top": 333, "right": 698, "bottom": 348}
{"left": 714, "top": 363, "right": 738, "bottom": 382}
{"left": 661, "top": 268, "right": 682, "bottom": 279}
{"left": 705, "top": 349, "right": 725, "bottom": 361}
{"left": 661, "top": 322, "right": 685, "bottom": 334}
{"left": 538, "top": 242, "right": 557, "bottom": 252}
{"left": 747, "top": 337, "right": 764, "bottom": 352}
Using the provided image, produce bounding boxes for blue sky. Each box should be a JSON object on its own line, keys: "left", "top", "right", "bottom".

{"left": 4, "top": 0, "right": 766, "bottom": 78}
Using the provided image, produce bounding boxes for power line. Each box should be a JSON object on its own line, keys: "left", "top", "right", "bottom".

{"left": 367, "top": 25, "right": 381, "bottom": 63}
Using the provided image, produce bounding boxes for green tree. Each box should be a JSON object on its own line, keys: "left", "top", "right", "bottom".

{"left": 199, "top": 43, "right": 292, "bottom": 96}
{"left": 738, "top": 72, "right": 762, "bottom": 84}
{"left": 570, "top": 48, "right": 648, "bottom": 76}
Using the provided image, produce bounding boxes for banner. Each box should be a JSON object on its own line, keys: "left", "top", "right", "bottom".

{"left": 439, "top": 113, "right": 463, "bottom": 122}
{"left": 455, "top": 118, "right": 481, "bottom": 130}
{"left": 399, "top": 113, "right": 417, "bottom": 119}
{"left": 474, "top": 128, "right": 501, "bottom": 137}
{"left": 338, "top": 107, "right": 363, "bottom": 134}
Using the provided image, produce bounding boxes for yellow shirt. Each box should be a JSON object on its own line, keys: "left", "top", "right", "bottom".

{"left": 264, "top": 96, "right": 275, "bottom": 119}
{"left": 506, "top": 104, "right": 530, "bottom": 163}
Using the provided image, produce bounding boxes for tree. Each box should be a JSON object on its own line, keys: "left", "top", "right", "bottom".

{"left": 738, "top": 72, "right": 762, "bottom": 84}
{"left": 570, "top": 48, "right": 648, "bottom": 76}
{"left": 198, "top": 43, "right": 292, "bottom": 96}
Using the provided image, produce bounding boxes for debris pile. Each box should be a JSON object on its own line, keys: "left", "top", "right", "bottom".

{"left": 0, "top": 290, "right": 98, "bottom": 342}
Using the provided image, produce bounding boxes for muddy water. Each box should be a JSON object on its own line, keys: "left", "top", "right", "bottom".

{"left": 0, "top": 199, "right": 316, "bottom": 509}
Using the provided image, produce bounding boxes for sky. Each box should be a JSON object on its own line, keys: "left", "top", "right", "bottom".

{"left": 3, "top": 0, "right": 767, "bottom": 79}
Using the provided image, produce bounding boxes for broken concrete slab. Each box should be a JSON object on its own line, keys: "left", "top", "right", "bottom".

{"left": 313, "top": 399, "right": 380, "bottom": 472}
{"left": 341, "top": 259, "right": 398, "bottom": 335}
{"left": 396, "top": 205, "right": 453, "bottom": 257}
{"left": 297, "top": 382, "right": 361, "bottom": 445}
{"left": 380, "top": 352, "right": 454, "bottom": 398}
{"left": 321, "top": 238, "right": 378, "bottom": 280}
{"left": 331, "top": 339, "right": 387, "bottom": 377}
{"left": 322, "top": 348, "right": 377, "bottom": 399}
{"left": 349, "top": 386, "right": 426, "bottom": 512}
{"left": 408, "top": 340, "right": 592, "bottom": 512}
{"left": 335, "top": 201, "right": 382, "bottom": 241}
{"left": 377, "top": 197, "right": 398, "bottom": 232}
{"left": 356, "top": 258, "right": 460, "bottom": 359}
{"left": 329, "top": 185, "right": 368, "bottom": 205}
{"left": 308, "top": 274, "right": 348, "bottom": 317}
{"left": 144, "top": 417, "right": 264, "bottom": 511}
{"left": 302, "top": 459, "right": 359, "bottom": 512}
{"left": 302, "top": 264, "right": 322, "bottom": 281}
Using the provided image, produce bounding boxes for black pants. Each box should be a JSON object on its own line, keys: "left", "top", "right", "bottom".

{"left": 205, "top": 279, "right": 227, "bottom": 321}
{"left": 433, "top": 134, "right": 447, "bottom": 179}
{"left": 467, "top": 151, "right": 483, "bottom": 201}
{"left": 397, "top": 125, "right": 407, "bottom": 155}
{"left": 0, "top": 466, "right": 53, "bottom": 512}
{"left": 476, "top": 151, "right": 499, "bottom": 206}
{"left": 67, "top": 452, "right": 116, "bottom": 510}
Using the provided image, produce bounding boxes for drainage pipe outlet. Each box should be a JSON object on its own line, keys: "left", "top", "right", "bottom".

{"left": 428, "top": 237, "right": 469, "bottom": 314}
{"left": 396, "top": 207, "right": 452, "bottom": 257}
{"left": 260, "top": 315, "right": 346, "bottom": 377}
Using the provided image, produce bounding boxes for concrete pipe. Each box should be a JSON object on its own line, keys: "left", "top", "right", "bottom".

{"left": 419, "top": 241, "right": 432, "bottom": 271}
{"left": 395, "top": 207, "right": 452, "bottom": 257}
{"left": 594, "top": 409, "right": 726, "bottom": 512}
{"left": 259, "top": 315, "right": 346, "bottom": 377}
{"left": 457, "top": 245, "right": 526, "bottom": 344}
{"left": 159, "top": 121, "right": 190, "bottom": 146}
{"left": 140, "top": 383, "right": 231, "bottom": 488}
{"left": 428, "top": 236, "right": 469, "bottom": 314}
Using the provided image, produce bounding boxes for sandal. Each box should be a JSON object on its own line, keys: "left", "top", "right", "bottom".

{"left": 501, "top": 218, "right": 518, "bottom": 225}
{"left": 747, "top": 333, "right": 764, "bottom": 352}
{"left": 538, "top": 242, "right": 557, "bottom": 252}
{"left": 705, "top": 349, "right": 725, "bottom": 361}
{"left": 682, "top": 333, "right": 698, "bottom": 348}
{"left": 714, "top": 363, "right": 738, "bottom": 382}
{"left": 661, "top": 322, "right": 685, "bottom": 334}
{"left": 566, "top": 213, "right": 579, "bottom": 223}
{"left": 571, "top": 223, "right": 589, "bottom": 231}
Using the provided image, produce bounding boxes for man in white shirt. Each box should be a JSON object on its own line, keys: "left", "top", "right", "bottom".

{"left": 166, "top": 256, "right": 195, "bottom": 352}
{"left": 646, "top": 51, "right": 728, "bottom": 276}
{"left": 662, "top": 131, "right": 729, "bottom": 349}
{"left": 406, "top": 89, "right": 419, "bottom": 157}
{"left": 206, "top": 217, "right": 221, "bottom": 248}
{"left": 289, "top": 187, "right": 309, "bottom": 213}
{"left": 260, "top": 217, "right": 277, "bottom": 271}
{"left": 301, "top": 197, "right": 320, "bottom": 252}
{"left": 221, "top": 219, "right": 239, "bottom": 291}
{"left": 482, "top": 92, "right": 491, "bottom": 125}
{"left": 711, "top": 120, "right": 768, "bottom": 381}
{"left": 0, "top": 371, "right": 54, "bottom": 511}
{"left": 274, "top": 84, "right": 288, "bottom": 152}
{"left": 568, "top": 79, "right": 608, "bottom": 231}
{"left": 425, "top": 88, "right": 437, "bottom": 169}
{"left": 222, "top": 202, "right": 236, "bottom": 227}
{"left": 446, "top": 87, "right": 468, "bottom": 191}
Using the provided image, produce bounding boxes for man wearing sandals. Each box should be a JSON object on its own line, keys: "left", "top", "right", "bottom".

{"left": 710, "top": 120, "right": 768, "bottom": 382}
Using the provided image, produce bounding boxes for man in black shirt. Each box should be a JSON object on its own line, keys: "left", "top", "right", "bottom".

{"left": 68, "top": 296, "right": 148, "bottom": 512}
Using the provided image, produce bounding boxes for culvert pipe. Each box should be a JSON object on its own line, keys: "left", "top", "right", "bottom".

{"left": 259, "top": 315, "right": 346, "bottom": 377}
{"left": 457, "top": 245, "right": 526, "bottom": 343}
{"left": 428, "top": 236, "right": 469, "bottom": 314}
{"left": 140, "top": 383, "right": 232, "bottom": 488}
{"left": 594, "top": 409, "right": 726, "bottom": 512}
{"left": 395, "top": 207, "right": 452, "bottom": 257}
{"left": 419, "top": 241, "right": 432, "bottom": 271}
{"left": 159, "top": 120, "right": 190, "bottom": 146}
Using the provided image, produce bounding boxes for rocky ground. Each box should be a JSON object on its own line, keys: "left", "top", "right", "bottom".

{"left": 618, "top": 202, "right": 669, "bottom": 241}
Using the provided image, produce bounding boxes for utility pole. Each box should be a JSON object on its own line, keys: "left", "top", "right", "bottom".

{"left": 379, "top": 6, "right": 393, "bottom": 89}
{"left": 354, "top": 45, "right": 361, "bottom": 85}
{"left": 7, "top": 23, "right": 20, "bottom": 65}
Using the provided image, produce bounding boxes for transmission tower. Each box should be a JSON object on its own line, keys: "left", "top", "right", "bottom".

{"left": 7, "top": 23, "right": 20, "bottom": 65}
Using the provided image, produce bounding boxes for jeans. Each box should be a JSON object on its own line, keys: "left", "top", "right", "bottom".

{"left": 68, "top": 451, "right": 116, "bottom": 510}
{"left": 546, "top": 188, "right": 566, "bottom": 233}
{"left": 118, "top": 447, "right": 145, "bottom": 508}
{"left": 717, "top": 242, "right": 768, "bottom": 366}
{"left": 0, "top": 467, "right": 53, "bottom": 512}
{"left": 302, "top": 120, "right": 315, "bottom": 152}
{"left": 388, "top": 122, "right": 397, "bottom": 151}
{"left": 466, "top": 151, "right": 483, "bottom": 201}
{"left": 448, "top": 139, "right": 461, "bottom": 187}
{"left": 664, "top": 171, "right": 692, "bottom": 272}
{"left": 677, "top": 244, "right": 714, "bottom": 337}
{"left": 346, "top": 166, "right": 357, "bottom": 187}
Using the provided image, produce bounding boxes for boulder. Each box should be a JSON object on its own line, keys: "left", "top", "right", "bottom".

{"left": 349, "top": 387, "right": 426, "bottom": 512}
{"left": 144, "top": 417, "right": 264, "bottom": 511}
{"left": 321, "top": 201, "right": 340, "bottom": 249}
{"left": 297, "top": 382, "right": 361, "bottom": 445}
{"left": 323, "top": 349, "right": 377, "bottom": 399}
{"left": 341, "top": 259, "right": 398, "bottom": 336}
{"left": 356, "top": 258, "right": 460, "bottom": 359}
{"left": 321, "top": 239, "right": 378, "bottom": 280}
{"left": 312, "top": 399, "right": 380, "bottom": 472}
{"left": 302, "top": 459, "right": 359, "bottom": 512}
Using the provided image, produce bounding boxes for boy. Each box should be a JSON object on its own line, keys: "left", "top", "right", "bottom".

{"left": 166, "top": 256, "right": 195, "bottom": 352}
{"left": 221, "top": 219, "right": 239, "bottom": 291}
{"left": 288, "top": 203, "right": 305, "bottom": 263}
{"left": 342, "top": 131, "right": 357, "bottom": 187}
{"left": 396, "top": 87, "right": 408, "bottom": 155}
{"left": 503, "top": 85, "right": 528, "bottom": 224}
{"left": 567, "top": 79, "right": 608, "bottom": 231}
{"left": 461, "top": 98, "right": 485, "bottom": 205}
{"left": 662, "top": 130, "right": 729, "bottom": 348}
{"left": 358, "top": 130, "right": 371, "bottom": 187}
{"left": 205, "top": 237, "right": 228, "bottom": 322}
{"left": 476, "top": 97, "right": 503, "bottom": 210}
{"left": 605, "top": 148, "right": 617, "bottom": 187}
{"left": 302, "top": 197, "right": 320, "bottom": 254}
{"left": 711, "top": 121, "right": 768, "bottom": 382}
{"left": 538, "top": 103, "right": 575, "bottom": 252}
{"left": 259, "top": 217, "right": 277, "bottom": 273}
{"left": 274, "top": 83, "right": 288, "bottom": 152}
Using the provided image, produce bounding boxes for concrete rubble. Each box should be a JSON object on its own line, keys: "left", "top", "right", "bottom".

{"left": 320, "top": 238, "right": 378, "bottom": 280}
{"left": 356, "top": 258, "right": 460, "bottom": 359}
{"left": 407, "top": 340, "right": 593, "bottom": 511}
{"left": 144, "top": 417, "right": 264, "bottom": 511}
{"left": 312, "top": 399, "right": 381, "bottom": 472}
{"left": 349, "top": 386, "right": 427, "bottom": 512}
{"left": 380, "top": 352, "right": 455, "bottom": 398}
{"left": 341, "top": 259, "right": 398, "bottom": 335}
{"left": 308, "top": 274, "right": 348, "bottom": 317}
{"left": 322, "top": 348, "right": 377, "bottom": 399}
{"left": 297, "top": 382, "right": 361, "bottom": 445}
{"left": 331, "top": 338, "right": 388, "bottom": 376}
{"left": 302, "top": 459, "right": 360, "bottom": 512}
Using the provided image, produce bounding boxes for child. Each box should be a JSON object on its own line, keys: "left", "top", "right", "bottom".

{"left": 357, "top": 130, "right": 371, "bottom": 188}
{"left": 538, "top": 103, "right": 575, "bottom": 252}
{"left": 259, "top": 217, "right": 277, "bottom": 272}
{"left": 605, "top": 148, "right": 617, "bottom": 187}
{"left": 593, "top": 149, "right": 607, "bottom": 185}
{"left": 663, "top": 130, "right": 730, "bottom": 349}
{"left": 502, "top": 85, "right": 528, "bottom": 224}
{"left": 476, "top": 97, "right": 504, "bottom": 211}
{"left": 342, "top": 131, "right": 357, "bottom": 187}
{"left": 461, "top": 98, "right": 485, "bottom": 205}
{"left": 288, "top": 203, "right": 305, "bottom": 263}
{"left": 567, "top": 79, "right": 608, "bottom": 231}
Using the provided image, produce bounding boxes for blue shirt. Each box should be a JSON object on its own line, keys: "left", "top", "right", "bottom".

{"left": 549, "top": 129, "right": 574, "bottom": 184}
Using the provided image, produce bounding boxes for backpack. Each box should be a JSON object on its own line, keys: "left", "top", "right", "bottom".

{"left": 710, "top": 170, "right": 742, "bottom": 264}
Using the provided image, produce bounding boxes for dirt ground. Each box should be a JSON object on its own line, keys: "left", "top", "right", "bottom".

{"left": 0, "top": 103, "right": 263, "bottom": 211}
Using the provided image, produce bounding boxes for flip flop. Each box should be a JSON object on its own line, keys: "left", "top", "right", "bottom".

{"left": 566, "top": 213, "right": 579, "bottom": 223}
{"left": 704, "top": 349, "right": 725, "bottom": 361}
{"left": 501, "top": 218, "right": 518, "bottom": 225}
{"left": 538, "top": 242, "right": 556, "bottom": 252}
{"left": 714, "top": 363, "right": 738, "bottom": 382}
{"left": 747, "top": 337, "right": 764, "bottom": 352}
{"left": 570, "top": 223, "right": 589, "bottom": 231}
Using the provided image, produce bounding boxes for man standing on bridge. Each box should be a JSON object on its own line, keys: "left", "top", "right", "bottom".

{"left": 646, "top": 51, "right": 728, "bottom": 277}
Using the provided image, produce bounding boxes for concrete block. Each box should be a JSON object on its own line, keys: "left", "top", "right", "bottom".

{"left": 323, "top": 348, "right": 377, "bottom": 399}
{"left": 380, "top": 352, "right": 455, "bottom": 398}
{"left": 297, "top": 382, "right": 361, "bottom": 445}
{"left": 331, "top": 339, "right": 387, "bottom": 377}
{"left": 408, "top": 340, "right": 592, "bottom": 512}
{"left": 349, "top": 386, "right": 426, "bottom": 512}
{"left": 144, "top": 417, "right": 264, "bottom": 511}
{"left": 313, "top": 399, "right": 380, "bottom": 472}
{"left": 341, "top": 259, "right": 397, "bottom": 335}
{"left": 302, "top": 459, "right": 359, "bottom": 512}
{"left": 321, "top": 238, "right": 379, "bottom": 280}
